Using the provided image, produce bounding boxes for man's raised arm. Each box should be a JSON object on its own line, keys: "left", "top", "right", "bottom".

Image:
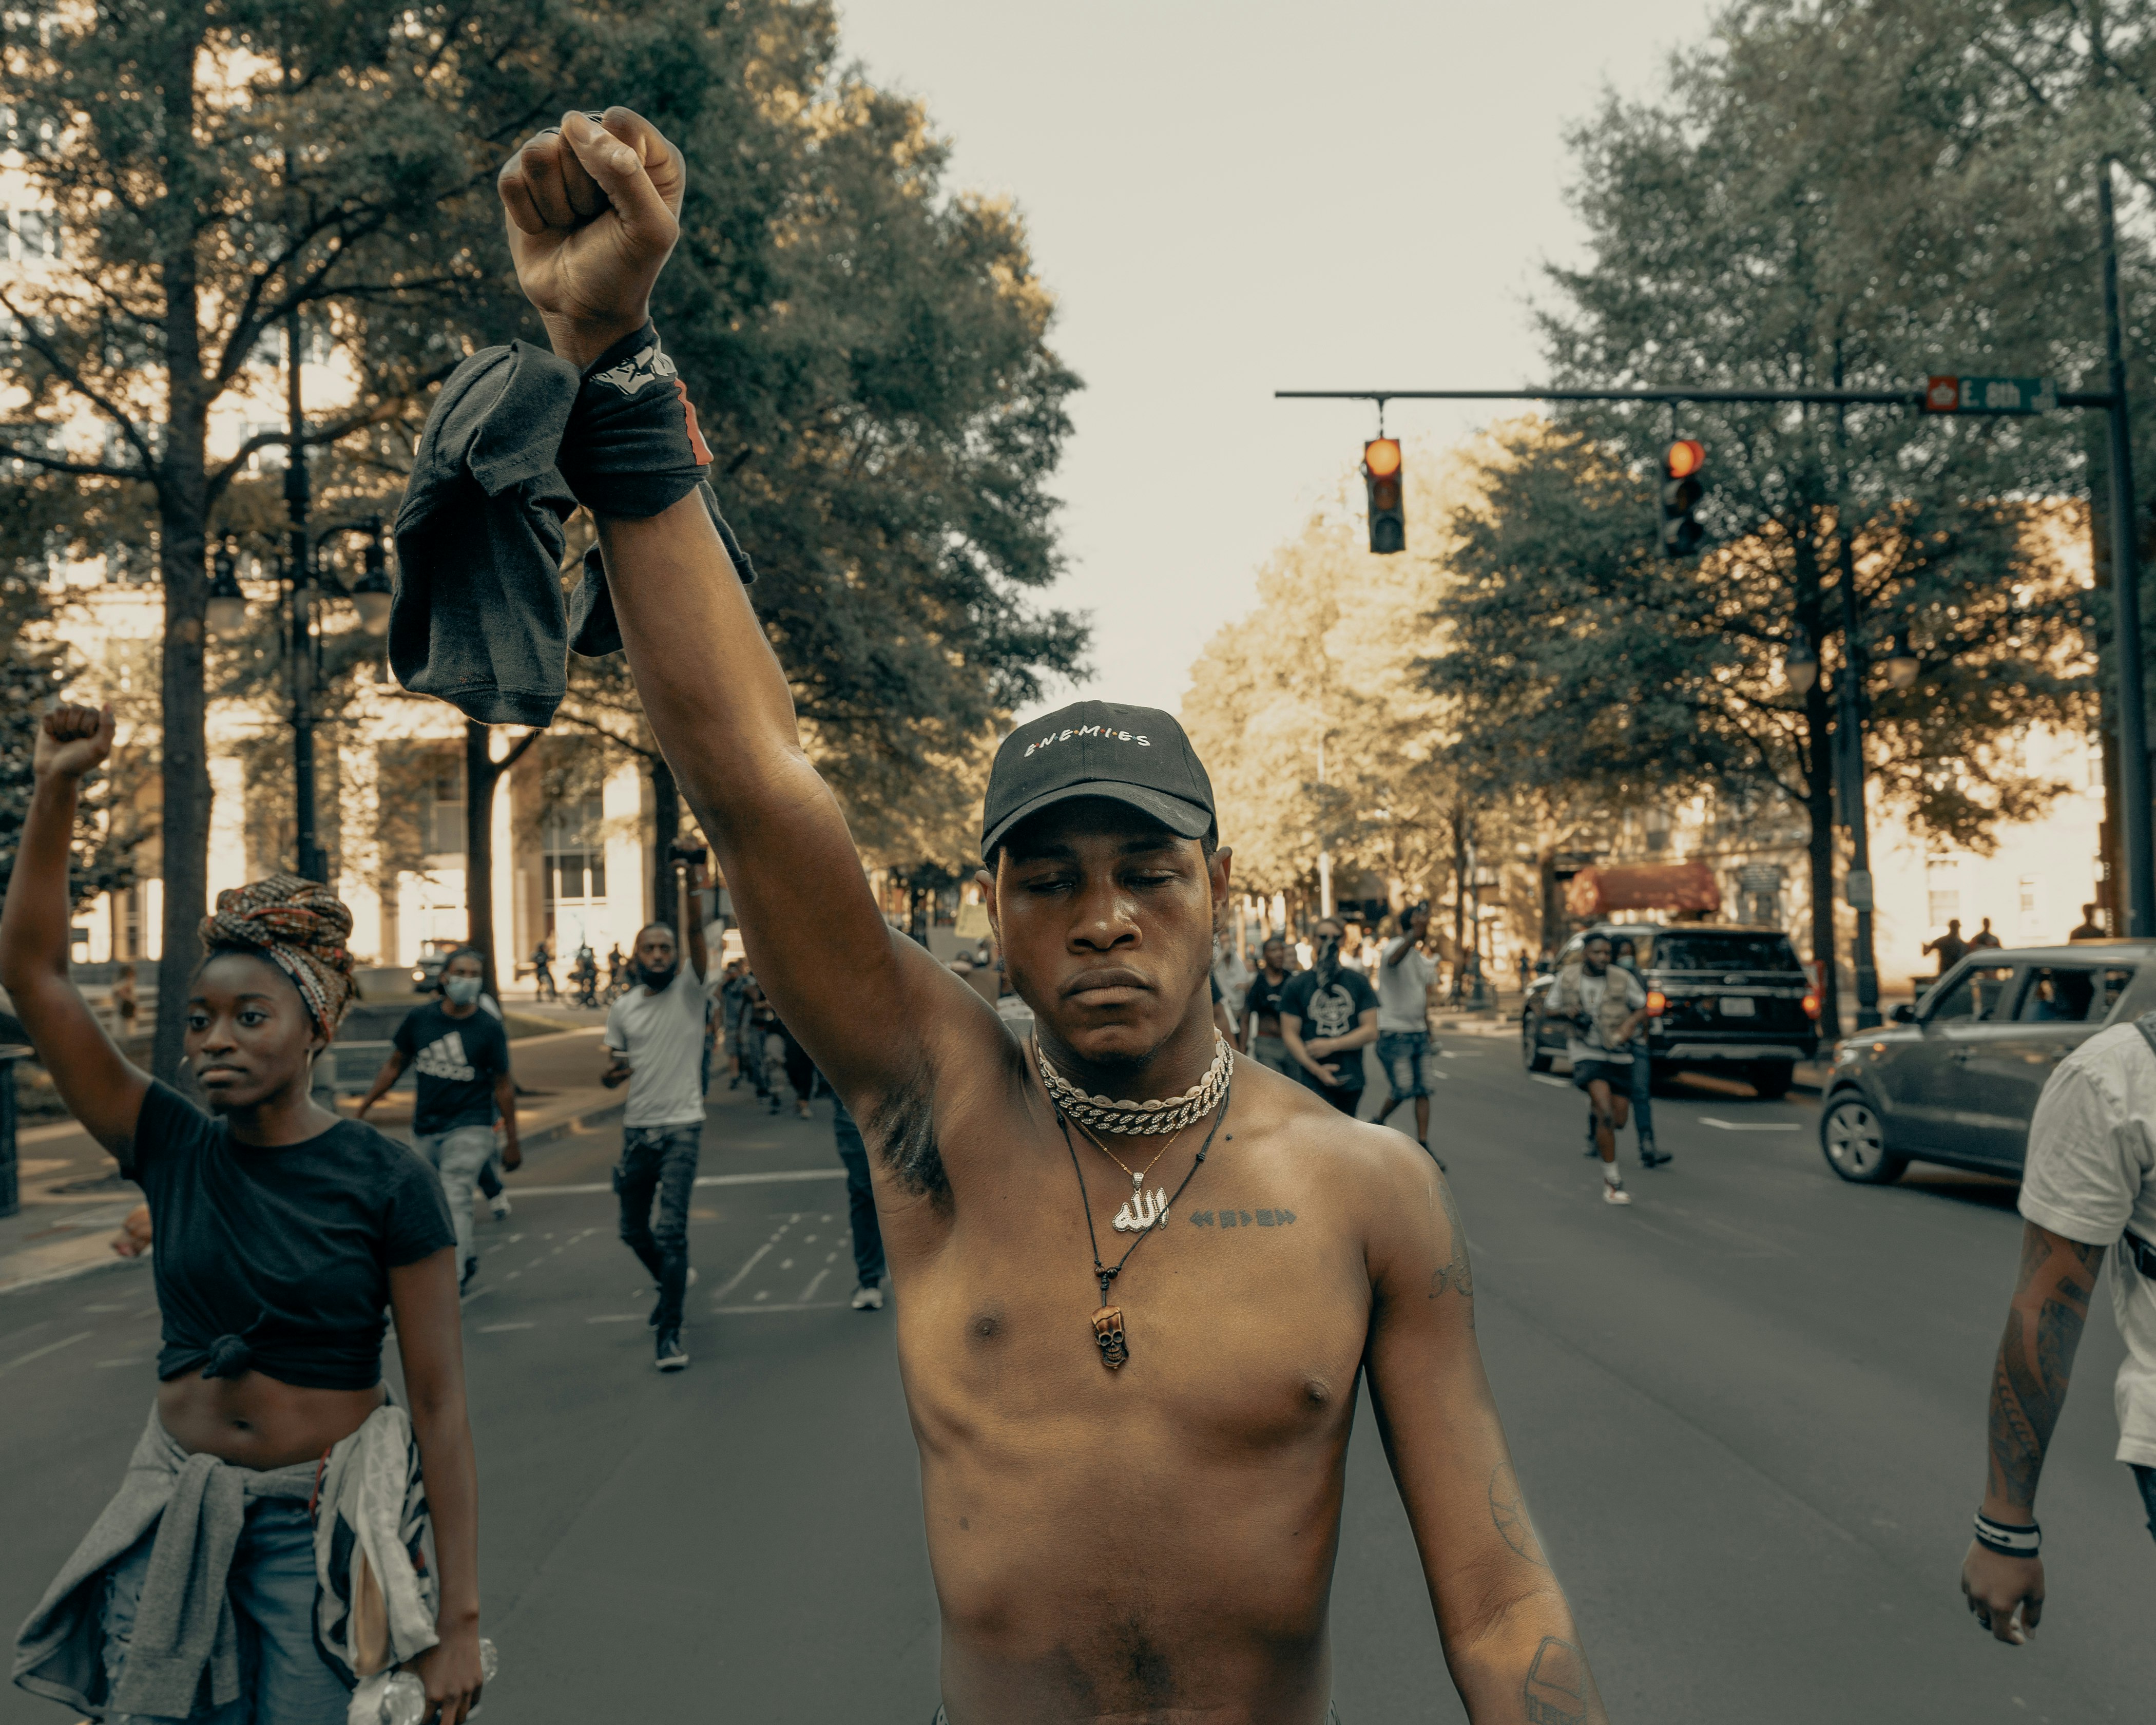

{"left": 496, "top": 110, "right": 972, "bottom": 1100}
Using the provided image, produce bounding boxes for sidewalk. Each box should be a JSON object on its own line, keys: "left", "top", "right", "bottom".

{"left": 0, "top": 1027, "right": 624, "bottom": 1296}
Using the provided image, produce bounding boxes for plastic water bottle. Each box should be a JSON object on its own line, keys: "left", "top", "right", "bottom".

{"left": 378, "top": 1639, "right": 500, "bottom": 1724}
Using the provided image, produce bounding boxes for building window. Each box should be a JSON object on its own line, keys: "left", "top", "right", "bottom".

{"left": 542, "top": 797, "right": 607, "bottom": 942}
{"left": 428, "top": 763, "right": 464, "bottom": 856}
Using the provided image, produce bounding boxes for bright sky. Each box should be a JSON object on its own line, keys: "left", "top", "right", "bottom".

{"left": 831, "top": 0, "right": 1723, "bottom": 721}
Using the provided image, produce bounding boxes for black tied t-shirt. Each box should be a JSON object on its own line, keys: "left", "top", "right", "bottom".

{"left": 1278, "top": 968, "right": 1380, "bottom": 1089}
{"left": 126, "top": 1082, "right": 455, "bottom": 1390}
{"left": 393, "top": 1000, "right": 511, "bottom": 1136}
{"left": 1243, "top": 969, "right": 1292, "bottom": 1028}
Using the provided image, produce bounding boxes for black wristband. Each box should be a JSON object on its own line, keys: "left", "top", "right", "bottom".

{"left": 1971, "top": 1511, "right": 2040, "bottom": 1557}
{"left": 559, "top": 321, "right": 713, "bottom": 520}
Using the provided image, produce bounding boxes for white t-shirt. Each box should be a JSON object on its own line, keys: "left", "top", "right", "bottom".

{"left": 2016, "top": 1019, "right": 2156, "bottom": 1467}
{"left": 603, "top": 963, "right": 720, "bottom": 1129}
{"left": 1565, "top": 968, "right": 1645, "bottom": 1068}
{"left": 1376, "top": 938, "right": 1437, "bottom": 1032}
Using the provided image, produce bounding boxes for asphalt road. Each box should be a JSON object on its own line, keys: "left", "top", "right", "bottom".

{"left": 1, "top": 1028, "right": 2149, "bottom": 1724}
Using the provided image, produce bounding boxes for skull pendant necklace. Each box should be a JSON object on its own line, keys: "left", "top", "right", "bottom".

{"left": 1054, "top": 1074, "right": 1233, "bottom": 1372}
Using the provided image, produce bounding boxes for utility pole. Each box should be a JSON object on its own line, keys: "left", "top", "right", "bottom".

{"left": 1834, "top": 394, "right": 1881, "bottom": 1029}
{"left": 285, "top": 308, "right": 324, "bottom": 884}
{"left": 2097, "top": 158, "right": 2155, "bottom": 937}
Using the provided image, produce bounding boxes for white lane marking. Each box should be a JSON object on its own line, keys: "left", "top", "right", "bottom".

{"left": 96, "top": 1357, "right": 148, "bottom": 1368}
{"left": 459, "top": 1287, "right": 494, "bottom": 1308}
{"left": 0, "top": 1332, "right": 93, "bottom": 1376}
{"left": 1701, "top": 1118, "right": 1801, "bottom": 1132}
{"left": 507, "top": 1170, "right": 846, "bottom": 1197}
{"left": 800, "top": 1268, "right": 832, "bottom": 1302}
{"left": 778, "top": 1258, "right": 795, "bottom": 1271}
{"left": 84, "top": 1302, "right": 128, "bottom": 1312}
{"left": 713, "top": 1241, "right": 776, "bottom": 1300}
{"left": 711, "top": 1300, "right": 849, "bottom": 1315}
{"left": 479, "top": 1322, "right": 535, "bottom": 1333}
{"left": 754, "top": 1290, "right": 769, "bottom": 1302}
{"left": 587, "top": 1314, "right": 644, "bottom": 1324}
{"left": 1530, "top": 1076, "right": 1572, "bottom": 1089}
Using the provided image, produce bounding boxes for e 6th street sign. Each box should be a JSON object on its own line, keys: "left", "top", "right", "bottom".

{"left": 1923, "top": 374, "right": 2058, "bottom": 415}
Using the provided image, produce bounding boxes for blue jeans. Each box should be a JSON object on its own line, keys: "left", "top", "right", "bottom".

{"left": 1377, "top": 1030, "right": 1431, "bottom": 1099}
{"left": 417, "top": 1123, "right": 496, "bottom": 1276}
{"left": 1627, "top": 1041, "right": 1656, "bottom": 1142}
{"left": 616, "top": 1124, "right": 700, "bottom": 1331}
{"left": 2134, "top": 1464, "right": 2156, "bottom": 1543}
{"left": 101, "top": 1498, "right": 347, "bottom": 1724}
{"left": 831, "top": 1106, "right": 887, "bottom": 1288}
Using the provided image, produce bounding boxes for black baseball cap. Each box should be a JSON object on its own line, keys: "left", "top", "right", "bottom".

{"left": 980, "top": 701, "right": 1216, "bottom": 861}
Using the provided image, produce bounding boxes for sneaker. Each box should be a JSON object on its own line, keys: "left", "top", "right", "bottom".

{"left": 796, "top": 1100, "right": 813, "bottom": 1119}
{"left": 850, "top": 1281, "right": 884, "bottom": 1311}
{"left": 489, "top": 1195, "right": 512, "bottom": 1220}
{"left": 1603, "top": 1181, "right": 1632, "bottom": 1205}
{"left": 655, "top": 1329, "right": 688, "bottom": 1372}
{"left": 1639, "top": 1140, "right": 1670, "bottom": 1168}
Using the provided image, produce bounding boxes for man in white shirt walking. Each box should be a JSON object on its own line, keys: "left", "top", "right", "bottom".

{"left": 601, "top": 840, "right": 718, "bottom": 1372}
{"left": 1374, "top": 903, "right": 1441, "bottom": 1163}
{"left": 1959, "top": 1009, "right": 2156, "bottom": 1642}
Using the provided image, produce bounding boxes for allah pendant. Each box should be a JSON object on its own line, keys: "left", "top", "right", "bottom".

{"left": 1112, "top": 1186, "right": 1169, "bottom": 1233}
{"left": 1091, "top": 1305, "right": 1128, "bottom": 1370}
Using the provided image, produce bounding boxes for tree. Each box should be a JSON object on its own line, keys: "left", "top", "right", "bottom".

{"left": 1431, "top": 2, "right": 2112, "bottom": 1033}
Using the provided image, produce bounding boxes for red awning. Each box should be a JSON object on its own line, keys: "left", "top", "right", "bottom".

{"left": 1565, "top": 861, "right": 1721, "bottom": 919}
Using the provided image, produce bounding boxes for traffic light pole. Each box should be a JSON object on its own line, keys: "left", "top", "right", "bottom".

{"left": 285, "top": 309, "right": 325, "bottom": 885}
{"left": 1279, "top": 380, "right": 2156, "bottom": 935}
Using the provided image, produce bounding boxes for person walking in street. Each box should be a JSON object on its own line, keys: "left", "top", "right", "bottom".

{"left": 1610, "top": 936, "right": 1667, "bottom": 1168}
{"left": 1924, "top": 918, "right": 1969, "bottom": 975}
{"left": 720, "top": 957, "right": 750, "bottom": 1086}
{"left": 489, "top": 108, "right": 1607, "bottom": 1722}
{"left": 1374, "top": 903, "right": 1441, "bottom": 1163}
{"left": 2069, "top": 903, "right": 2107, "bottom": 942}
{"left": 3, "top": 705, "right": 489, "bottom": 1724}
{"left": 529, "top": 936, "right": 556, "bottom": 1002}
{"left": 825, "top": 1083, "right": 888, "bottom": 1311}
{"left": 1240, "top": 936, "right": 1297, "bottom": 1077}
{"left": 110, "top": 961, "right": 138, "bottom": 1038}
{"left": 1969, "top": 917, "right": 2003, "bottom": 951}
{"left": 1279, "top": 915, "right": 1380, "bottom": 1115}
{"left": 600, "top": 839, "right": 717, "bottom": 1373}
{"left": 1958, "top": 1006, "right": 2156, "bottom": 1644}
{"left": 1543, "top": 932, "right": 1648, "bottom": 1205}
{"left": 357, "top": 945, "right": 522, "bottom": 1290}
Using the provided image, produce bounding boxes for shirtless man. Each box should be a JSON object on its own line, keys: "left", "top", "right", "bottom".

{"left": 496, "top": 106, "right": 1607, "bottom": 1725}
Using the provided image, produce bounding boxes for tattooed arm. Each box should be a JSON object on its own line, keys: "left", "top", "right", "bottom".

{"left": 1960, "top": 1220, "right": 2106, "bottom": 1644}
{"left": 1361, "top": 1141, "right": 1609, "bottom": 1723}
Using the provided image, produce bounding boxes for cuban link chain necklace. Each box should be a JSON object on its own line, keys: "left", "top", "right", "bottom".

{"left": 1036, "top": 1038, "right": 1233, "bottom": 1371}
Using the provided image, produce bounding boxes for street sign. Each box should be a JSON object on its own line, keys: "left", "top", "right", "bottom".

{"left": 1923, "top": 375, "right": 2057, "bottom": 415}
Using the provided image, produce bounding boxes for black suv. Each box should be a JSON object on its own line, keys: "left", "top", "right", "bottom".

{"left": 1522, "top": 921, "right": 1821, "bottom": 1097}
{"left": 1816, "top": 942, "right": 2152, "bottom": 1184}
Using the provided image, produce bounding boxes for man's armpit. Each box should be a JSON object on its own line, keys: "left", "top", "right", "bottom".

{"left": 861, "top": 1064, "right": 947, "bottom": 1202}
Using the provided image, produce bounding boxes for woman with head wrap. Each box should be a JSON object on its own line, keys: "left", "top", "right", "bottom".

{"left": 2, "top": 705, "right": 490, "bottom": 1724}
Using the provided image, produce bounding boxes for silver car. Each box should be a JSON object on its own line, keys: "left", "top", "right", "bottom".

{"left": 1817, "top": 941, "right": 2152, "bottom": 1184}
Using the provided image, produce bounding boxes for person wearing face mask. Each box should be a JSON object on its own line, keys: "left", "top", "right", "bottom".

{"left": 359, "top": 946, "right": 522, "bottom": 1290}
{"left": 1278, "top": 916, "right": 1380, "bottom": 1115}
{"left": 600, "top": 838, "right": 717, "bottom": 1372}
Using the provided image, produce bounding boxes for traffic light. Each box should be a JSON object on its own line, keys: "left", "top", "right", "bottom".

{"left": 1363, "top": 437, "right": 1405, "bottom": 554}
{"left": 1660, "top": 439, "right": 1706, "bottom": 558}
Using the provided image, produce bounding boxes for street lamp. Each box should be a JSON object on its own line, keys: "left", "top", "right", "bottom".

{"left": 1885, "top": 629, "right": 1919, "bottom": 691}
{"left": 205, "top": 538, "right": 247, "bottom": 639}
{"left": 337, "top": 518, "right": 393, "bottom": 637}
{"left": 1782, "top": 626, "right": 1819, "bottom": 695}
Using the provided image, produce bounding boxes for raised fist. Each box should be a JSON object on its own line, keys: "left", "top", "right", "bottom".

{"left": 34, "top": 703, "right": 114, "bottom": 782}
{"left": 496, "top": 108, "right": 687, "bottom": 370}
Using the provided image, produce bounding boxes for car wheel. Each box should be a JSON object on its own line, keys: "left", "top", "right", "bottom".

{"left": 1522, "top": 1016, "right": 1551, "bottom": 1072}
{"left": 1820, "top": 1096, "right": 1907, "bottom": 1184}
{"left": 1750, "top": 1059, "right": 1795, "bottom": 1100}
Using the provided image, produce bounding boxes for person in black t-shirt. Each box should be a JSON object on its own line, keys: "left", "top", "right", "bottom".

{"left": 358, "top": 946, "right": 522, "bottom": 1287}
{"left": 1278, "top": 917, "right": 1380, "bottom": 1115}
{"left": 1241, "top": 936, "right": 1297, "bottom": 1077}
{"left": 0, "top": 703, "right": 490, "bottom": 1724}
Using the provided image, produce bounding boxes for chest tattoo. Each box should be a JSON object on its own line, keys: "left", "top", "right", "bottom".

{"left": 1186, "top": 1207, "right": 1297, "bottom": 1228}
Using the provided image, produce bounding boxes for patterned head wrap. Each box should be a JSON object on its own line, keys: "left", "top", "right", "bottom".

{"left": 198, "top": 873, "right": 357, "bottom": 1039}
